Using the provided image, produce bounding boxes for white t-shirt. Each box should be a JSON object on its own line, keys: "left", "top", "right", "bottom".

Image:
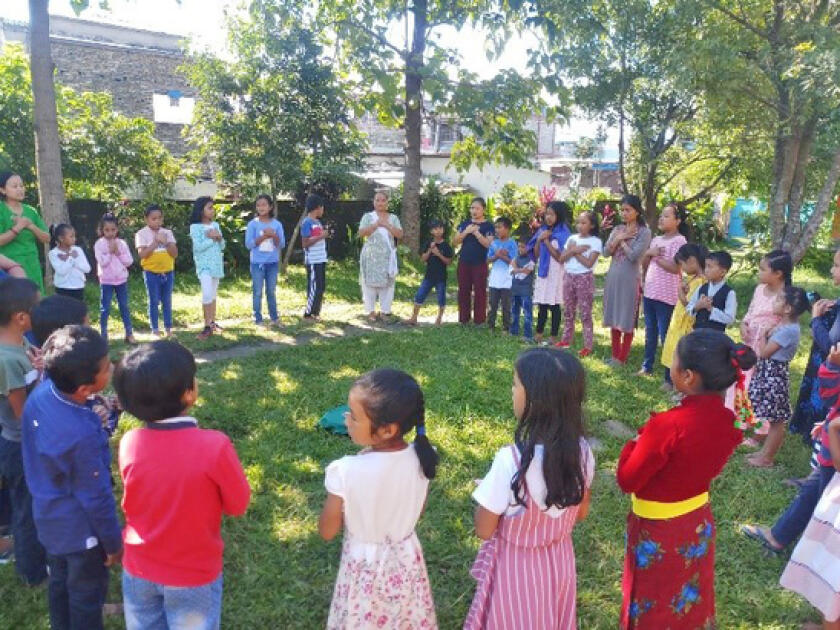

{"left": 473, "top": 440, "right": 594, "bottom": 518}
{"left": 563, "top": 235, "right": 603, "bottom": 275}
{"left": 325, "top": 445, "right": 429, "bottom": 544}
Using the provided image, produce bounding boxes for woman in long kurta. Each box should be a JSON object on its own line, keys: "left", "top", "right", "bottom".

{"left": 603, "top": 194, "right": 652, "bottom": 365}
{"left": 0, "top": 172, "right": 49, "bottom": 291}
{"left": 617, "top": 329, "right": 757, "bottom": 629}
{"left": 358, "top": 191, "right": 403, "bottom": 323}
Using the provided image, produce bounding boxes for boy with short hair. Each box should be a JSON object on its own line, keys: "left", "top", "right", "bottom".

{"left": 486, "top": 217, "right": 517, "bottom": 332}
{"left": 0, "top": 277, "right": 46, "bottom": 585}
{"left": 510, "top": 236, "right": 536, "bottom": 341}
{"left": 407, "top": 219, "right": 454, "bottom": 326}
{"left": 30, "top": 294, "right": 89, "bottom": 347}
{"left": 115, "top": 341, "right": 250, "bottom": 629}
{"left": 301, "top": 194, "right": 330, "bottom": 320}
{"left": 21, "top": 326, "right": 121, "bottom": 629}
{"left": 688, "top": 250, "right": 737, "bottom": 331}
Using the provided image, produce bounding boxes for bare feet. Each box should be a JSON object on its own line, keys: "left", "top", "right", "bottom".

{"left": 746, "top": 453, "right": 775, "bottom": 468}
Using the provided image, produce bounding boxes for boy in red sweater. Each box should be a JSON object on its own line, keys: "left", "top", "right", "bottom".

{"left": 113, "top": 341, "right": 250, "bottom": 629}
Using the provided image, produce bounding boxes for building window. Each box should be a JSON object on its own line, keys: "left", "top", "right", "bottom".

{"left": 152, "top": 92, "right": 194, "bottom": 125}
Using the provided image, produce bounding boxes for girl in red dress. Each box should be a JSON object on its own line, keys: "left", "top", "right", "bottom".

{"left": 617, "top": 329, "right": 757, "bottom": 629}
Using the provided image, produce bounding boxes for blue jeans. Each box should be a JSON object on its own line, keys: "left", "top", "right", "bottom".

{"left": 100, "top": 283, "right": 133, "bottom": 338}
{"left": 250, "top": 262, "right": 278, "bottom": 323}
{"left": 143, "top": 271, "right": 174, "bottom": 333}
{"left": 771, "top": 464, "right": 835, "bottom": 547}
{"left": 123, "top": 570, "right": 223, "bottom": 630}
{"left": 510, "top": 295, "right": 533, "bottom": 339}
{"left": 642, "top": 297, "right": 675, "bottom": 373}
{"left": 414, "top": 278, "right": 446, "bottom": 307}
{"left": 0, "top": 437, "right": 47, "bottom": 585}
{"left": 47, "top": 546, "right": 109, "bottom": 630}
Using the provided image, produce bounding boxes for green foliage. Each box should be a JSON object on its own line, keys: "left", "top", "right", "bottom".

{"left": 387, "top": 179, "right": 464, "bottom": 238}
{"left": 0, "top": 44, "right": 178, "bottom": 202}
{"left": 185, "top": 2, "right": 366, "bottom": 202}
{"left": 492, "top": 182, "right": 540, "bottom": 231}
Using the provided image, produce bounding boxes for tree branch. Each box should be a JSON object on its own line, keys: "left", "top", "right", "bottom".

{"left": 706, "top": 0, "right": 769, "bottom": 40}
{"left": 338, "top": 18, "right": 408, "bottom": 59}
{"left": 682, "top": 158, "right": 738, "bottom": 205}
{"left": 655, "top": 155, "right": 731, "bottom": 195}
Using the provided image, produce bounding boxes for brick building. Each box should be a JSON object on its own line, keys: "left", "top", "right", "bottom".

{"left": 1, "top": 15, "right": 195, "bottom": 157}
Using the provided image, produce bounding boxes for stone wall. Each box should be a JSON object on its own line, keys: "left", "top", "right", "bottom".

{"left": 50, "top": 39, "right": 193, "bottom": 156}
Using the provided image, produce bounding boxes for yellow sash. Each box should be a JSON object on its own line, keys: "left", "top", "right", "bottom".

{"left": 631, "top": 492, "right": 709, "bottom": 520}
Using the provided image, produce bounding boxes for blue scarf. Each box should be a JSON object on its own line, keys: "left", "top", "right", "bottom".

{"left": 528, "top": 223, "right": 570, "bottom": 278}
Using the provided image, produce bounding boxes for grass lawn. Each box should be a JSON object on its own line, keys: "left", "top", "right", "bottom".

{"left": 0, "top": 258, "right": 836, "bottom": 628}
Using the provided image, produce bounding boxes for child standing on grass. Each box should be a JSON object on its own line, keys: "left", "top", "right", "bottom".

{"left": 687, "top": 251, "right": 737, "bottom": 331}
{"left": 660, "top": 244, "right": 706, "bottom": 389}
{"left": 617, "top": 329, "right": 756, "bottom": 629}
{"left": 781, "top": 342, "right": 840, "bottom": 630}
{"left": 94, "top": 213, "right": 135, "bottom": 344}
{"left": 407, "top": 219, "right": 453, "bottom": 326}
{"left": 115, "top": 341, "right": 250, "bottom": 630}
{"left": 245, "top": 194, "right": 285, "bottom": 327}
{"left": 509, "top": 237, "right": 535, "bottom": 342}
{"left": 48, "top": 223, "right": 90, "bottom": 301}
{"left": 465, "top": 347, "right": 593, "bottom": 629}
{"left": 190, "top": 197, "right": 226, "bottom": 341}
{"left": 0, "top": 278, "right": 47, "bottom": 586}
{"left": 558, "top": 210, "right": 602, "bottom": 357}
{"left": 639, "top": 202, "right": 689, "bottom": 377}
{"left": 319, "top": 369, "right": 439, "bottom": 629}
{"left": 746, "top": 286, "right": 808, "bottom": 468}
{"left": 301, "top": 194, "right": 329, "bottom": 321}
{"left": 21, "top": 326, "right": 122, "bottom": 630}
{"left": 486, "top": 217, "right": 517, "bottom": 332}
{"left": 530, "top": 201, "right": 571, "bottom": 345}
{"left": 134, "top": 205, "right": 177, "bottom": 337}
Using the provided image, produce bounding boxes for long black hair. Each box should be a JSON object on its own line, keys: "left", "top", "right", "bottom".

{"left": 764, "top": 249, "right": 793, "bottom": 286}
{"left": 546, "top": 200, "right": 571, "bottom": 228}
{"left": 512, "top": 347, "right": 586, "bottom": 510}
{"left": 189, "top": 196, "right": 214, "bottom": 225}
{"left": 0, "top": 171, "right": 19, "bottom": 200}
{"left": 674, "top": 242, "right": 708, "bottom": 268}
{"left": 675, "top": 330, "right": 757, "bottom": 391}
{"left": 663, "top": 201, "right": 690, "bottom": 238}
{"left": 255, "top": 194, "right": 275, "bottom": 217}
{"left": 352, "top": 369, "right": 438, "bottom": 479}
{"left": 620, "top": 194, "right": 647, "bottom": 227}
{"left": 49, "top": 223, "right": 73, "bottom": 249}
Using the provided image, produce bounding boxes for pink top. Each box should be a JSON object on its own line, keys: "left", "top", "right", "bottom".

{"left": 742, "top": 283, "right": 783, "bottom": 350}
{"left": 643, "top": 234, "right": 687, "bottom": 305}
{"left": 94, "top": 237, "right": 133, "bottom": 285}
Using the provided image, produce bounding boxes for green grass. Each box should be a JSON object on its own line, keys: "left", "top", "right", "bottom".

{"left": 0, "top": 260, "right": 835, "bottom": 628}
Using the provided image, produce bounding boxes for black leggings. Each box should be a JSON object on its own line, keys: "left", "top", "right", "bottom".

{"left": 536, "top": 304, "right": 561, "bottom": 336}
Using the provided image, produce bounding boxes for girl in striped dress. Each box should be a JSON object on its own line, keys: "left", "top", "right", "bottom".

{"left": 465, "top": 347, "right": 594, "bottom": 630}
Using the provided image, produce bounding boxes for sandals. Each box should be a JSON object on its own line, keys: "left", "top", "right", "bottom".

{"left": 740, "top": 524, "right": 783, "bottom": 556}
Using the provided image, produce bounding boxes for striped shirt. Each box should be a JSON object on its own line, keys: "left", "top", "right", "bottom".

{"left": 643, "top": 234, "right": 687, "bottom": 305}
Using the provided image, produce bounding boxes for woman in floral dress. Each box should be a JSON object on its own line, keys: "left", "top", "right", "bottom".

{"left": 358, "top": 191, "right": 403, "bottom": 323}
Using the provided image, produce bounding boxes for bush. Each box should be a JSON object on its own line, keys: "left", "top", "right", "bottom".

{"left": 388, "top": 179, "right": 467, "bottom": 239}
{"left": 492, "top": 183, "right": 540, "bottom": 233}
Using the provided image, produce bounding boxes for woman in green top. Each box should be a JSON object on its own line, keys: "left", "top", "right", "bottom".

{"left": 0, "top": 172, "right": 49, "bottom": 291}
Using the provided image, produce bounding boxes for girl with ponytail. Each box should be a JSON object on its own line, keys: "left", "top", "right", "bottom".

{"left": 465, "top": 347, "right": 594, "bottom": 629}
{"left": 617, "top": 329, "right": 757, "bottom": 629}
{"left": 737, "top": 249, "right": 793, "bottom": 435}
{"left": 319, "top": 368, "right": 438, "bottom": 628}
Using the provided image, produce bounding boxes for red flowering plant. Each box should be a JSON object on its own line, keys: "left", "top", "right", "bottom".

{"left": 529, "top": 185, "right": 557, "bottom": 233}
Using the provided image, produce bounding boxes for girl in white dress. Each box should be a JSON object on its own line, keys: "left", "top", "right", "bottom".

{"left": 319, "top": 369, "right": 439, "bottom": 629}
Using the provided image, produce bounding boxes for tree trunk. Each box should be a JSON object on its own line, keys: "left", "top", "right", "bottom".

{"left": 282, "top": 204, "right": 308, "bottom": 275}
{"left": 782, "top": 119, "right": 816, "bottom": 250}
{"left": 28, "top": 0, "right": 67, "bottom": 231}
{"left": 618, "top": 105, "right": 628, "bottom": 195}
{"left": 642, "top": 162, "right": 658, "bottom": 226}
{"left": 401, "top": 0, "right": 427, "bottom": 253}
{"left": 790, "top": 147, "right": 840, "bottom": 263}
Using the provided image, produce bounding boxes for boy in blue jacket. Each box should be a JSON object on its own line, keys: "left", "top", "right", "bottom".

{"left": 21, "top": 325, "right": 121, "bottom": 630}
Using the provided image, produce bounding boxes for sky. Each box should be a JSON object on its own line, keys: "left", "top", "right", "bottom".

{"left": 5, "top": 0, "right": 614, "bottom": 146}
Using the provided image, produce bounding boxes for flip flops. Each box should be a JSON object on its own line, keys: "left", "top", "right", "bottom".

{"left": 740, "top": 524, "right": 783, "bottom": 557}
